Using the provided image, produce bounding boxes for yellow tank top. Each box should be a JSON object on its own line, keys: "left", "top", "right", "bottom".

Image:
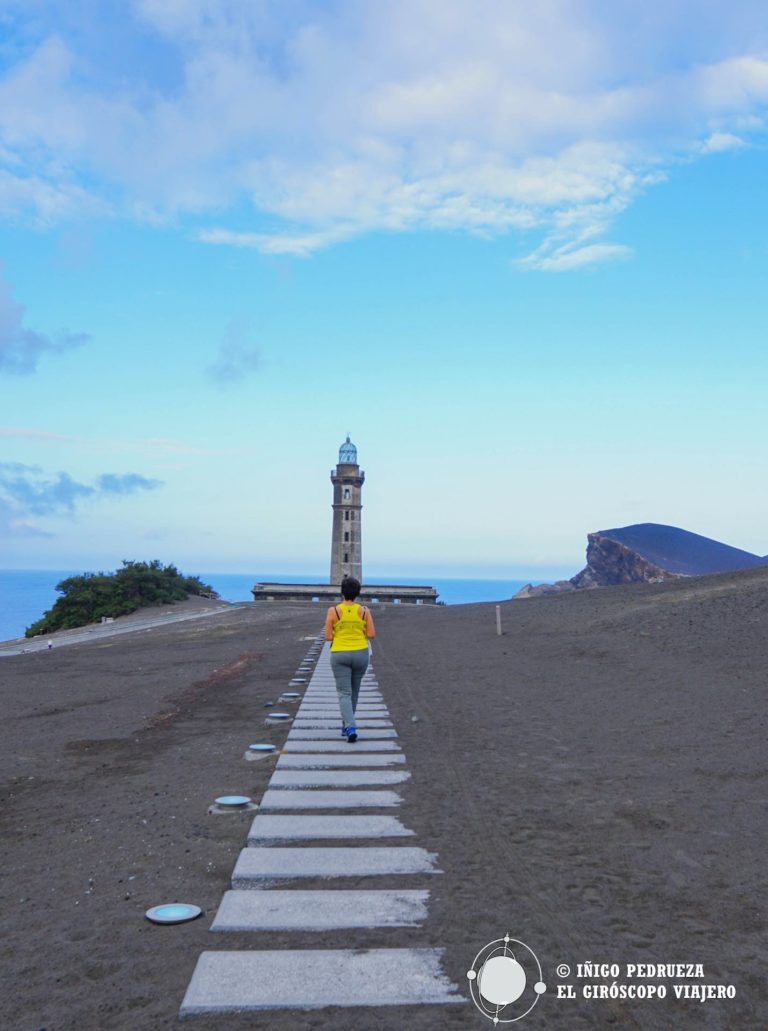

{"left": 331, "top": 603, "right": 369, "bottom": 652}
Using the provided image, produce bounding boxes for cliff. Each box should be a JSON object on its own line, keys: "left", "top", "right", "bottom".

{"left": 516, "top": 523, "right": 766, "bottom": 598}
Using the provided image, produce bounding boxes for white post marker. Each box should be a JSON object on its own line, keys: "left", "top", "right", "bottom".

{"left": 495, "top": 605, "right": 502, "bottom": 636}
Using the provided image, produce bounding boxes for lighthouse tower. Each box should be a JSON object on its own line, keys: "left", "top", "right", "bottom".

{"left": 329, "top": 435, "right": 364, "bottom": 585}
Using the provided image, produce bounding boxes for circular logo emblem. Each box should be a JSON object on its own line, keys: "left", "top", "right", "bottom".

{"left": 468, "top": 934, "right": 546, "bottom": 1023}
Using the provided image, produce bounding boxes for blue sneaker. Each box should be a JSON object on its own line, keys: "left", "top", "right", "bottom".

{"left": 346, "top": 726, "right": 358, "bottom": 743}
{"left": 340, "top": 724, "right": 348, "bottom": 737}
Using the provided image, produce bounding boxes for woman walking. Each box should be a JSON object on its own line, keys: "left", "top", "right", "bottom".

{"left": 325, "top": 576, "right": 376, "bottom": 743}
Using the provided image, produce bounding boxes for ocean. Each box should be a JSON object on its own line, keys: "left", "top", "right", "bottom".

{"left": 0, "top": 569, "right": 535, "bottom": 643}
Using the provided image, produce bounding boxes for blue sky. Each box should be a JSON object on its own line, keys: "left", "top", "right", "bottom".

{"left": 1, "top": 1, "right": 767, "bottom": 578}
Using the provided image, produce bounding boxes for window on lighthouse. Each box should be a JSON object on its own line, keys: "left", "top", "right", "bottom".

{"left": 344, "top": 532, "right": 349, "bottom": 542}
{"left": 344, "top": 552, "right": 349, "bottom": 562}
{"left": 345, "top": 510, "right": 349, "bottom": 521}
{"left": 343, "top": 488, "right": 350, "bottom": 500}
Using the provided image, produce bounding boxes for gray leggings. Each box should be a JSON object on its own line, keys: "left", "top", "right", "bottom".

{"left": 330, "top": 649, "right": 369, "bottom": 728}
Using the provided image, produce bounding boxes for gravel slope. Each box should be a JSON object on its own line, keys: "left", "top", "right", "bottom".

{"left": 1, "top": 570, "right": 766, "bottom": 1030}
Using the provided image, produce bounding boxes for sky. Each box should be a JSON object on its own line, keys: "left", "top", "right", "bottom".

{"left": 1, "top": 1, "right": 767, "bottom": 580}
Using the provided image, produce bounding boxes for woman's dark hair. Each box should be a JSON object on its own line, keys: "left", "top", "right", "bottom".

{"left": 341, "top": 576, "right": 361, "bottom": 601}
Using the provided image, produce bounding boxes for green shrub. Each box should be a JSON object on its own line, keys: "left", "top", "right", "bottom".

{"left": 26, "top": 560, "right": 217, "bottom": 637}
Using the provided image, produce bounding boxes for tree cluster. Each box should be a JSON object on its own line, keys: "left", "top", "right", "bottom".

{"left": 26, "top": 560, "right": 216, "bottom": 638}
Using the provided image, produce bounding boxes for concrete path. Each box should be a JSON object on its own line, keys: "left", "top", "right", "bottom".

{"left": 292, "top": 718, "right": 393, "bottom": 728}
{"left": 180, "top": 949, "right": 464, "bottom": 1014}
{"left": 277, "top": 752, "right": 407, "bottom": 768}
{"left": 179, "top": 637, "right": 465, "bottom": 1018}
{"left": 283, "top": 739, "right": 402, "bottom": 752}
{"left": 286, "top": 727, "right": 398, "bottom": 739}
{"left": 210, "top": 888, "right": 430, "bottom": 930}
{"left": 247, "top": 814, "right": 414, "bottom": 842}
{"left": 259, "top": 788, "right": 402, "bottom": 809}
{"left": 269, "top": 769, "right": 410, "bottom": 787}
{"left": 231, "top": 846, "right": 440, "bottom": 883}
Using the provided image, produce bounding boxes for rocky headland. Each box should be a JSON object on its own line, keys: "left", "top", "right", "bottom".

{"left": 516, "top": 522, "right": 767, "bottom": 598}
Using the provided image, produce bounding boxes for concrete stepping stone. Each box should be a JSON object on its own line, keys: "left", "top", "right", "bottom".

{"left": 277, "top": 753, "right": 407, "bottom": 768}
{"left": 307, "top": 688, "right": 356, "bottom": 691}
{"left": 299, "top": 700, "right": 386, "bottom": 706}
{"left": 260, "top": 789, "right": 401, "bottom": 809}
{"left": 283, "top": 740, "right": 401, "bottom": 752}
{"left": 210, "top": 888, "right": 429, "bottom": 931}
{"left": 293, "top": 719, "right": 393, "bottom": 728}
{"left": 300, "top": 696, "right": 385, "bottom": 702}
{"left": 287, "top": 728, "right": 398, "bottom": 740}
{"left": 300, "top": 693, "right": 383, "bottom": 698}
{"left": 298, "top": 708, "right": 387, "bottom": 714}
{"left": 304, "top": 684, "right": 379, "bottom": 690}
{"left": 298, "top": 705, "right": 388, "bottom": 713}
{"left": 248, "top": 814, "right": 414, "bottom": 842}
{"left": 300, "top": 706, "right": 386, "bottom": 712}
{"left": 268, "top": 769, "right": 410, "bottom": 788}
{"left": 232, "top": 845, "right": 440, "bottom": 883}
{"left": 305, "top": 683, "right": 379, "bottom": 688}
{"left": 179, "top": 948, "right": 465, "bottom": 1014}
{"left": 302, "top": 696, "right": 384, "bottom": 703}
{"left": 297, "top": 716, "right": 389, "bottom": 722}
{"left": 301, "top": 703, "right": 385, "bottom": 709}
{"left": 292, "top": 717, "right": 389, "bottom": 725}
{"left": 293, "top": 716, "right": 389, "bottom": 724}
{"left": 304, "top": 687, "right": 381, "bottom": 692}
{"left": 295, "top": 716, "right": 389, "bottom": 722}
{"left": 297, "top": 706, "right": 387, "bottom": 713}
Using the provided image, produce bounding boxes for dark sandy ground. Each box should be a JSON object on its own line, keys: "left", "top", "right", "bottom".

{"left": 1, "top": 570, "right": 767, "bottom": 1030}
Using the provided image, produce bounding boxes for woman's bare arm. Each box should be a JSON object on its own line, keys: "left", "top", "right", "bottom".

{"left": 364, "top": 608, "right": 376, "bottom": 639}
{"left": 324, "top": 607, "right": 338, "bottom": 641}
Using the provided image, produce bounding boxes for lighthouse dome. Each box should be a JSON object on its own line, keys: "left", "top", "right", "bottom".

{"left": 338, "top": 435, "right": 358, "bottom": 463}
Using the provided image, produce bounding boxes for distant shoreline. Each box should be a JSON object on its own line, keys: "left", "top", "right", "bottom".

{"left": 0, "top": 569, "right": 552, "bottom": 644}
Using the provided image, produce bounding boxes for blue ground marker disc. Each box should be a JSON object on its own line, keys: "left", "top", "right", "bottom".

{"left": 269, "top": 712, "right": 290, "bottom": 719}
{"left": 215, "top": 795, "right": 251, "bottom": 807}
{"left": 249, "top": 743, "right": 276, "bottom": 752}
{"left": 145, "top": 903, "right": 202, "bottom": 925}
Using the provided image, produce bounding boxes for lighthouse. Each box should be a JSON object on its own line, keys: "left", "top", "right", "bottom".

{"left": 251, "top": 436, "right": 437, "bottom": 604}
{"left": 329, "top": 435, "right": 364, "bottom": 584}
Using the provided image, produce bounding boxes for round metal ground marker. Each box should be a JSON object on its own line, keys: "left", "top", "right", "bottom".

{"left": 215, "top": 795, "right": 251, "bottom": 808}
{"left": 290, "top": 678, "right": 307, "bottom": 684}
{"left": 249, "top": 743, "right": 276, "bottom": 752}
{"left": 145, "top": 903, "right": 202, "bottom": 925}
{"left": 268, "top": 712, "right": 290, "bottom": 719}
{"left": 283, "top": 692, "right": 301, "bottom": 699}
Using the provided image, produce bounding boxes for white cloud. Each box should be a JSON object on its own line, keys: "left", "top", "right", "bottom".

{"left": 701, "top": 131, "right": 747, "bottom": 153}
{"left": 521, "top": 242, "right": 633, "bottom": 272}
{"left": 197, "top": 225, "right": 359, "bottom": 257}
{"left": 1, "top": 2, "right": 767, "bottom": 266}
{"left": 0, "top": 427, "right": 71, "bottom": 442}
